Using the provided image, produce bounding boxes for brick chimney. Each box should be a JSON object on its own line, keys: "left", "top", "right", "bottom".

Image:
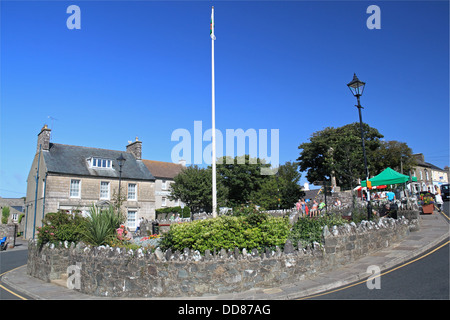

{"left": 413, "top": 153, "right": 425, "bottom": 163}
{"left": 37, "top": 124, "right": 51, "bottom": 154}
{"left": 126, "top": 137, "right": 142, "bottom": 160}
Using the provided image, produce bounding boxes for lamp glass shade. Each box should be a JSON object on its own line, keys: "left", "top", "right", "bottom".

{"left": 347, "top": 73, "right": 365, "bottom": 97}
{"left": 116, "top": 153, "right": 126, "bottom": 167}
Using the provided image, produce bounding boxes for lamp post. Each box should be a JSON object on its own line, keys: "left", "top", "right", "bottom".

{"left": 347, "top": 73, "right": 372, "bottom": 220}
{"left": 116, "top": 153, "right": 126, "bottom": 211}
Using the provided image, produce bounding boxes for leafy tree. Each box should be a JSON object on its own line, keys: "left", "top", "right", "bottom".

{"left": 252, "top": 176, "right": 280, "bottom": 210}
{"left": 253, "top": 161, "right": 304, "bottom": 210}
{"left": 276, "top": 161, "right": 305, "bottom": 209}
{"left": 298, "top": 122, "right": 384, "bottom": 190}
{"left": 170, "top": 156, "right": 303, "bottom": 213}
{"left": 169, "top": 165, "right": 227, "bottom": 214}
{"left": 371, "top": 140, "right": 416, "bottom": 175}
{"left": 216, "top": 155, "right": 271, "bottom": 208}
{"left": 1, "top": 206, "right": 10, "bottom": 224}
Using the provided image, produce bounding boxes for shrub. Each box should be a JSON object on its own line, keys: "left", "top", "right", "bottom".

{"left": 259, "top": 216, "right": 291, "bottom": 250}
{"left": 160, "top": 215, "right": 291, "bottom": 253}
{"left": 37, "top": 211, "right": 87, "bottom": 245}
{"left": 288, "top": 214, "right": 347, "bottom": 248}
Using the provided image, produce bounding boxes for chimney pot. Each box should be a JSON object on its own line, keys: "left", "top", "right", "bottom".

{"left": 126, "top": 138, "right": 142, "bottom": 160}
{"left": 37, "top": 125, "right": 51, "bottom": 153}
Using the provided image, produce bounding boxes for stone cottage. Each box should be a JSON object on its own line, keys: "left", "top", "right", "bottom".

{"left": 410, "top": 153, "right": 448, "bottom": 193}
{"left": 24, "top": 125, "right": 156, "bottom": 239}
{"left": 142, "top": 159, "right": 185, "bottom": 209}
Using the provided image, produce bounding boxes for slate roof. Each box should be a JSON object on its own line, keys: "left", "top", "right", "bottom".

{"left": 43, "top": 143, "right": 155, "bottom": 181}
{"left": 303, "top": 189, "right": 321, "bottom": 201}
{"left": 413, "top": 154, "right": 445, "bottom": 171}
{"left": 142, "top": 159, "right": 184, "bottom": 179}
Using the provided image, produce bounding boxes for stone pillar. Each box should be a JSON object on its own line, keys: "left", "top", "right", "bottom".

{"left": 6, "top": 224, "right": 17, "bottom": 249}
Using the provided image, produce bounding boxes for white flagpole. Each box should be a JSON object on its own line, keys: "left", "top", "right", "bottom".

{"left": 211, "top": 6, "right": 217, "bottom": 218}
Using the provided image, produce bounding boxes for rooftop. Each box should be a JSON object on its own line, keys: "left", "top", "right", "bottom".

{"left": 43, "top": 143, "right": 155, "bottom": 181}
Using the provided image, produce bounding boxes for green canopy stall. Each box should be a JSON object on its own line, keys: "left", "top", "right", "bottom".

{"left": 361, "top": 167, "right": 417, "bottom": 187}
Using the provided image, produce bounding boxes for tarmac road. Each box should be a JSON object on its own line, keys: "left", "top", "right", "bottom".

{"left": 304, "top": 204, "right": 450, "bottom": 300}
{"left": 303, "top": 239, "right": 449, "bottom": 299}
{"left": 0, "top": 247, "right": 31, "bottom": 300}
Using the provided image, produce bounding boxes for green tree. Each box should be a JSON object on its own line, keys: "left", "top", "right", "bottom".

{"left": 371, "top": 140, "right": 416, "bottom": 175}
{"left": 252, "top": 176, "right": 280, "bottom": 210}
{"left": 169, "top": 165, "right": 227, "bottom": 214}
{"left": 1, "top": 207, "right": 10, "bottom": 224}
{"left": 298, "top": 122, "right": 384, "bottom": 190}
{"left": 216, "top": 155, "right": 271, "bottom": 208}
{"left": 277, "top": 161, "right": 304, "bottom": 209}
{"left": 253, "top": 161, "right": 304, "bottom": 210}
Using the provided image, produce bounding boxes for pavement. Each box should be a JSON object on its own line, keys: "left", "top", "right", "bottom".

{"left": 2, "top": 211, "right": 449, "bottom": 300}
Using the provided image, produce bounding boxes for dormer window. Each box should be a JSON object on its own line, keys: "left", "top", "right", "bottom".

{"left": 89, "top": 157, "right": 112, "bottom": 169}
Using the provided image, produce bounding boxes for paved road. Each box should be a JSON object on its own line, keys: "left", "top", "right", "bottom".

{"left": 443, "top": 201, "right": 449, "bottom": 219}
{"left": 306, "top": 206, "right": 450, "bottom": 300}
{"left": 0, "top": 248, "right": 31, "bottom": 300}
{"left": 306, "top": 239, "right": 449, "bottom": 299}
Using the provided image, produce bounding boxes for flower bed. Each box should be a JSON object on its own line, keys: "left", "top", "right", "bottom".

{"left": 131, "top": 234, "right": 162, "bottom": 249}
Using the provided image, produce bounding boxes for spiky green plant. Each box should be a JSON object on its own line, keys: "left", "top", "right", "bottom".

{"left": 83, "top": 205, "right": 124, "bottom": 246}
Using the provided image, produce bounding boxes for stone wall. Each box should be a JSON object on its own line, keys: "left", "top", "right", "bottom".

{"left": 0, "top": 224, "right": 17, "bottom": 249}
{"left": 27, "top": 216, "right": 419, "bottom": 298}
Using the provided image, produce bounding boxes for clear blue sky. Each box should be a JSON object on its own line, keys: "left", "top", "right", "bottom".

{"left": 1, "top": 0, "right": 448, "bottom": 198}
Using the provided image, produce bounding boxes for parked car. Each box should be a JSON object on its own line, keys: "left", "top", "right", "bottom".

{"left": 441, "top": 184, "right": 450, "bottom": 201}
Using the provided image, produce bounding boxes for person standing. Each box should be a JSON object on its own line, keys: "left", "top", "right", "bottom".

{"left": 311, "top": 200, "right": 318, "bottom": 217}
{"left": 301, "top": 199, "right": 306, "bottom": 217}
{"left": 135, "top": 217, "right": 143, "bottom": 235}
{"left": 435, "top": 187, "right": 443, "bottom": 212}
{"left": 387, "top": 190, "right": 396, "bottom": 202}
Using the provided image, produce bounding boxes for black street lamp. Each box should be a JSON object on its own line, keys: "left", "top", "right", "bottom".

{"left": 116, "top": 153, "right": 126, "bottom": 210}
{"left": 347, "top": 73, "right": 372, "bottom": 220}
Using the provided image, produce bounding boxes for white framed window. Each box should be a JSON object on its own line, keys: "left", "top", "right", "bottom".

{"left": 70, "top": 179, "right": 81, "bottom": 198}
{"left": 128, "top": 183, "right": 137, "bottom": 200}
{"left": 161, "top": 197, "right": 166, "bottom": 207}
{"left": 127, "top": 210, "right": 137, "bottom": 229}
{"left": 100, "top": 181, "right": 110, "bottom": 200}
{"left": 162, "top": 180, "right": 167, "bottom": 190}
{"left": 90, "top": 158, "right": 112, "bottom": 169}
